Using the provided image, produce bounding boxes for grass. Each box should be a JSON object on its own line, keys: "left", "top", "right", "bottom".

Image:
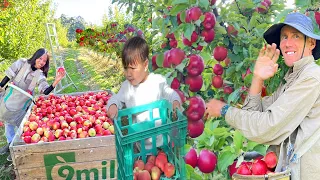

{"left": 76, "top": 48, "right": 125, "bottom": 93}
{"left": 0, "top": 47, "right": 124, "bottom": 179}
{"left": 0, "top": 127, "right": 14, "bottom": 180}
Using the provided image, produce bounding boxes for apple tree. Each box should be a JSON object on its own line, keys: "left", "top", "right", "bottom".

{"left": 0, "top": 0, "right": 52, "bottom": 63}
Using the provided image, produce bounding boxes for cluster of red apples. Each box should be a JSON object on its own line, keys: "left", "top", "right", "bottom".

{"left": 21, "top": 91, "right": 114, "bottom": 144}
{"left": 133, "top": 150, "right": 175, "bottom": 180}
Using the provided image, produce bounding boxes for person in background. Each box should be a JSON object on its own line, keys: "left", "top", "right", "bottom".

{"left": 205, "top": 12, "right": 320, "bottom": 179}
{"left": 0, "top": 48, "right": 65, "bottom": 161}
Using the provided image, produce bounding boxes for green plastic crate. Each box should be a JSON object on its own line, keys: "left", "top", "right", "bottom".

{"left": 115, "top": 99, "right": 187, "bottom": 180}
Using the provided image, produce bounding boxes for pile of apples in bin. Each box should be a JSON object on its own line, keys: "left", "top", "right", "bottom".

{"left": 229, "top": 151, "right": 279, "bottom": 177}
{"left": 21, "top": 91, "right": 114, "bottom": 144}
{"left": 133, "top": 150, "right": 175, "bottom": 180}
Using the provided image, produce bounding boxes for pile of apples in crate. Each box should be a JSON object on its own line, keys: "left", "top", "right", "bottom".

{"left": 133, "top": 150, "right": 175, "bottom": 180}
{"left": 21, "top": 91, "right": 114, "bottom": 144}
{"left": 229, "top": 151, "right": 278, "bottom": 177}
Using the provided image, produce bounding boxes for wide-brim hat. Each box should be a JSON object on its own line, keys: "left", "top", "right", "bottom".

{"left": 263, "top": 12, "right": 320, "bottom": 60}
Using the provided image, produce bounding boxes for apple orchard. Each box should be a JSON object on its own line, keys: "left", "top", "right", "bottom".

{"left": 76, "top": 0, "right": 318, "bottom": 179}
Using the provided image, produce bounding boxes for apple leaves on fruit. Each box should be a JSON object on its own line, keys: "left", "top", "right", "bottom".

{"left": 175, "top": 58, "right": 189, "bottom": 73}
{"left": 217, "top": 151, "right": 237, "bottom": 174}
{"left": 184, "top": 23, "right": 196, "bottom": 41}
{"left": 199, "top": 0, "right": 210, "bottom": 9}
{"left": 233, "top": 130, "right": 244, "bottom": 153}
{"left": 185, "top": 164, "right": 203, "bottom": 180}
{"left": 227, "top": 88, "right": 241, "bottom": 104}
{"left": 169, "top": 4, "right": 188, "bottom": 16}
{"left": 172, "top": 0, "right": 189, "bottom": 5}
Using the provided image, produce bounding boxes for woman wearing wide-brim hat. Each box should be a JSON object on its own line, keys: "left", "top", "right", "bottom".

{"left": 205, "top": 12, "right": 320, "bottom": 179}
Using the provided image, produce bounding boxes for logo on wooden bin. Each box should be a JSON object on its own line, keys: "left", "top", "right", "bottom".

{"left": 44, "top": 152, "right": 116, "bottom": 180}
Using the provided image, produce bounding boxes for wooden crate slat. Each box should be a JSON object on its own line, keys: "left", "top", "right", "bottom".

{"left": 12, "top": 144, "right": 116, "bottom": 169}
{"left": 16, "top": 159, "right": 117, "bottom": 180}
{"left": 11, "top": 135, "right": 115, "bottom": 153}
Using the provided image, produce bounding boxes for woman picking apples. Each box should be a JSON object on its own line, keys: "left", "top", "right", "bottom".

{"left": 205, "top": 12, "right": 320, "bottom": 180}
{"left": 0, "top": 48, "right": 65, "bottom": 161}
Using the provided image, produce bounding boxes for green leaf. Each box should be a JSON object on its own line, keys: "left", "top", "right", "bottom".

{"left": 167, "top": 76, "right": 175, "bottom": 86}
{"left": 247, "top": 141, "right": 259, "bottom": 151}
{"left": 204, "top": 127, "right": 213, "bottom": 136}
{"left": 244, "top": 74, "right": 253, "bottom": 87}
{"left": 273, "top": 9, "right": 294, "bottom": 23}
{"left": 172, "top": 0, "right": 189, "bottom": 5}
{"left": 184, "top": 23, "right": 195, "bottom": 41}
{"left": 200, "top": 51, "right": 212, "bottom": 62}
{"left": 233, "top": 130, "right": 244, "bottom": 153}
{"left": 156, "top": 53, "right": 164, "bottom": 67}
{"left": 190, "top": 171, "right": 204, "bottom": 180}
{"left": 169, "top": 4, "right": 189, "bottom": 16}
{"left": 184, "top": 144, "right": 192, "bottom": 152}
{"left": 253, "top": 144, "right": 268, "bottom": 156}
{"left": 227, "top": 88, "right": 241, "bottom": 104}
{"left": 218, "top": 151, "right": 237, "bottom": 173}
{"left": 199, "top": 0, "right": 210, "bottom": 9}
{"left": 215, "top": 24, "right": 227, "bottom": 35}
{"left": 194, "top": 19, "right": 202, "bottom": 27}
{"left": 175, "top": 58, "right": 189, "bottom": 73}
{"left": 233, "top": 45, "right": 241, "bottom": 54}
{"left": 295, "top": 0, "right": 309, "bottom": 8}
{"left": 236, "top": 61, "right": 244, "bottom": 71}
{"left": 243, "top": 47, "right": 249, "bottom": 58}
{"left": 180, "top": 10, "right": 187, "bottom": 23}
{"left": 209, "top": 136, "right": 215, "bottom": 146}
{"left": 206, "top": 120, "right": 220, "bottom": 131}
{"left": 212, "top": 127, "right": 229, "bottom": 137}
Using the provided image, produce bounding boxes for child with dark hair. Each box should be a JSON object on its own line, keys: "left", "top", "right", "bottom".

{"left": 107, "top": 36, "right": 182, "bottom": 149}
{"left": 0, "top": 48, "right": 65, "bottom": 161}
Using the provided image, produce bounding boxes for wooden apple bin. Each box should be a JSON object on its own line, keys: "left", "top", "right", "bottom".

{"left": 9, "top": 91, "right": 117, "bottom": 180}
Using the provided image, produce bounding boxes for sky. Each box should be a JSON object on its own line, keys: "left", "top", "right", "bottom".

{"left": 52, "top": 0, "right": 295, "bottom": 26}
{"left": 52, "top": 0, "right": 115, "bottom": 26}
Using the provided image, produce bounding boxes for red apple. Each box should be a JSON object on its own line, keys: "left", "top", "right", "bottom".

{"left": 187, "top": 7, "right": 202, "bottom": 21}
{"left": 213, "top": 63, "right": 224, "bottom": 75}
{"left": 201, "top": 29, "right": 215, "bottom": 43}
{"left": 185, "top": 75, "right": 203, "bottom": 92}
{"left": 187, "top": 119, "right": 204, "bottom": 138}
{"left": 186, "top": 96, "right": 205, "bottom": 121}
{"left": 237, "top": 163, "right": 252, "bottom": 175}
{"left": 147, "top": 155, "right": 156, "bottom": 165}
{"left": 197, "top": 149, "right": 217, "bottom": 173}
{"left": 202, "top": 12, "right": 216, "bottom": 30}
{"left": 264, "top": 151, "right": 277, "bottom": 169}
{"left": 184, "top": 148, "right": 198, "bottom": 168}
{"left": 57, "top": 67, "right": 65, "bottom": 73}
{"left": 29, "top": 121, "right": 38, "bottom": 131}
{"left": 186, "top": 54, "right": 204, "bottom": 77}
{"left": 150, "top": 166, "right": 161, "bottom": 180}
{"left": 137, "top": 170, "right": 151, "bottom": 180}
{"left": 134, "top": 160, "right": 145, "bottom": 171}
{"left": 251, "top": 159, "right": 268, "bottom": 175}
{"left": 88, "top": 128, "right": 96, "bottom": 137}
{"left": 227, "top": 25, "right": 238, "bottom": 37}
{"left": 163, "top": 163, "right": 175, "bottom": 178}
{"left": 212, "top": 75, "right": 223, "bottom": 88}
{"left": 228, "top": 161, "right": 238, "bottom": 177}
{"left": 31, "top": 133, "right": 41, "bottom": 143}
{"left": 171, "top": 78, "right": 180, "bottom": 89}
{"left": 213, "top": 46, "right": 228, "bottom": 61}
